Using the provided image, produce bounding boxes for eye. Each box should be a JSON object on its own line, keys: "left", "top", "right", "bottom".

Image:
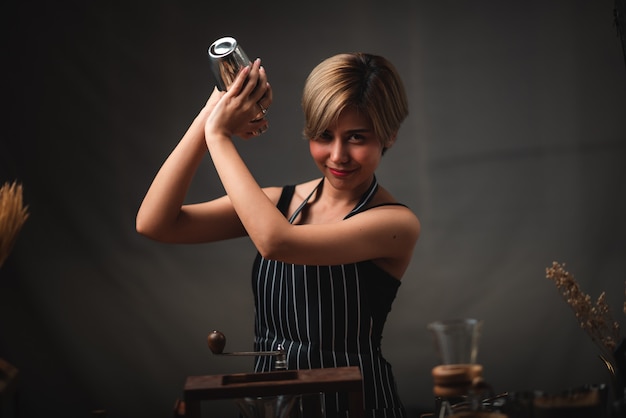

{"left": 313, "top": 131, "right": 333, "bottom": 142}
{"left": 347, "top": 133, "right": 366, "bottom": 143}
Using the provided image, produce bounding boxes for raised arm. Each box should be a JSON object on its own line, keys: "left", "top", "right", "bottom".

{"left": 136, "top": 78, "right": 270, "bottom": 243}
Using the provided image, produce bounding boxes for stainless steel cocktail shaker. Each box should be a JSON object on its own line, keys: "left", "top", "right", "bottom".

{"left": 208, "top": 36, "right": 251, "bottom": 91}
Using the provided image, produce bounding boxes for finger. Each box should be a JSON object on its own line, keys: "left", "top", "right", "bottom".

{"left": 252, "top": 66, "right": 270, "bottom": 104}
{"left": 256, "top": 81, "right": 272, "bottom": 112}
{"left": 251, "top": 101, "right": 268, "bottom": 122}
{"left": 246, "top": 120, "right": 269, "bottom": 137}
{"left": 227, "top": 64, "right": 251, "bottom": 95}
{"left": 258, "top": 123, "right": 269, "bottom": 135}
{"left": 240, "top": 132, "right": 256, "bottom": 140}
{"left": 241, "top": 58, "right": 262, "bottom": 97}
{"left": 263, "top": 81, "right": 273, "bottom": 106}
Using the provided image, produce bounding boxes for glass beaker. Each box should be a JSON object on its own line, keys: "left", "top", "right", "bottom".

{"left": 235, "top": 393, "right": 325, "bottom": 418}
{"left": 235, "top": 394, "right": 298, "bottom": 418}
{"left": 428, "top": 318, "right": 483, "bottom": 365}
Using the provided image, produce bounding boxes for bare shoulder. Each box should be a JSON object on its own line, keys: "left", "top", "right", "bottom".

{"left": 370, "top": 185, "right": 418, "bottom": 214}
{"left": 369, "top": 185, "right": 421, "bottom": 234}
{"left": 365, "top": 187, "right": 420, "bottom": 278}
{"left": 369, "top": 184, "right": 401, "bottom": 205}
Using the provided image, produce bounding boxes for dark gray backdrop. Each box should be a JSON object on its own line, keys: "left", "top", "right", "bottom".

{"left": 1, "top": 1, "right": 625, "bottom": 417}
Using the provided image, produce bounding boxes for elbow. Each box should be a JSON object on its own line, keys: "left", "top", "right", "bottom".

{"left": 135, "top": 218, "right": 149, "bottom": 237}
{"left": 135, "top": 213, "right": 162, "bottom": 241}
{"left": 135, "top": 217, "right": 152, "bottom": 239}
{"left": 256, "top": 243, "right": 281, "bottom": 261}
{"left": 254, "top": 235, "right": 289, "bottom": 261}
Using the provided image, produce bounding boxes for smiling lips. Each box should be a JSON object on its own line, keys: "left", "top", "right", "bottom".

{"left": 328, "top": 167, "right": 355, "bottom": 177}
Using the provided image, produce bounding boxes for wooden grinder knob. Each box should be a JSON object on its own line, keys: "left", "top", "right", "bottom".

{"left": 207, "top": 330, "right": 226, "bottom": 354}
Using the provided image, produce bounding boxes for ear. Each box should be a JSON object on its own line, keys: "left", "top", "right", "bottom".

{"left": 384, "top": 132, "right": 398, "bottom": 149}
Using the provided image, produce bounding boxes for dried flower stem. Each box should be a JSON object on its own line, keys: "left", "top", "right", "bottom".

{"left": 546, "top": 261, "right": 621, "bottom": 361}
{"left": 0, "top": 181, "right": 29, "bottom": 268}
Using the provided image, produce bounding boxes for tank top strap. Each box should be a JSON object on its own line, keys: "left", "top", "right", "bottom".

{"left": 277, "top": 185, "right": 296, "bottom": 216}
{"left": 287, "top": 178, "right": 324, "bottom": 224}
{"left": 285, "top": 176, "right": 379, "bottom": 224}
{"left": 344, "top": 175, "right": 379, "bottom": 220}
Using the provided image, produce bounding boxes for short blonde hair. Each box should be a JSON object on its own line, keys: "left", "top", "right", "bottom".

{"left": 302, "top": 53, "right": 408, "bottom": 151}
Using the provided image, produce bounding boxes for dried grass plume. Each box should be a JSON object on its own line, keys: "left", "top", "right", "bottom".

{"left": 546, "top": 261, "right": 621, "bottom": 358}
{"left": 0, "top": 181, "right": 29, "bottom": 268}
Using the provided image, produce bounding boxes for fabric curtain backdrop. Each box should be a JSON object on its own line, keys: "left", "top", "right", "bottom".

{"left": 1, "top": 1, "right": 625, "bottom": 417}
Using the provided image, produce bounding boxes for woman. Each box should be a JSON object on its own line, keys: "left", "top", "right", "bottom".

{"left": 137, "top": 52, "right": 420, "bottom": 417}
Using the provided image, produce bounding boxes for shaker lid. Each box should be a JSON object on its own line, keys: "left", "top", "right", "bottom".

{"left": 208, "top": 36, "right": 238, "bottom": 58}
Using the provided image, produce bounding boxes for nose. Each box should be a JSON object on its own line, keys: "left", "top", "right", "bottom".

{"left": 329, "top": 138, "right": 349, "bottom": 163}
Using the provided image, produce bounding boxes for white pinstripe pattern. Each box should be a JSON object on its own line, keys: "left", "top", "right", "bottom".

{"left": 250, "top": 177, "right": 406, "bottom": 418}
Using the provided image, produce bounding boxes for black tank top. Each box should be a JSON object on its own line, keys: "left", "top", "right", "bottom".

{"left": 251, "top": 177, "right": 407, "bottom": 418}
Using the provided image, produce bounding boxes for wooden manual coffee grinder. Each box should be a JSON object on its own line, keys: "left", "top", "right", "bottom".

{"left": 176, "top": 330, "right": 365, "bottom": 418}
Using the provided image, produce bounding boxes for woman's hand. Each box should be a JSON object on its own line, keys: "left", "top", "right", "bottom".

{"left": 204, "top": 58, "right": 272, "bottom": 141}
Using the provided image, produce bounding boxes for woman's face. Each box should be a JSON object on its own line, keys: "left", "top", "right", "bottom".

{"left": 309, "top": 107, "right": 385, "bottom": 192}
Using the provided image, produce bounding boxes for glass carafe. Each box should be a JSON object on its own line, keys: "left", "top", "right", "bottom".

{"left": 235, "top": 395, "right": 298, "bottom": 418}
{"left": 428, "top": 318, "right": 483, "bottom": 365}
